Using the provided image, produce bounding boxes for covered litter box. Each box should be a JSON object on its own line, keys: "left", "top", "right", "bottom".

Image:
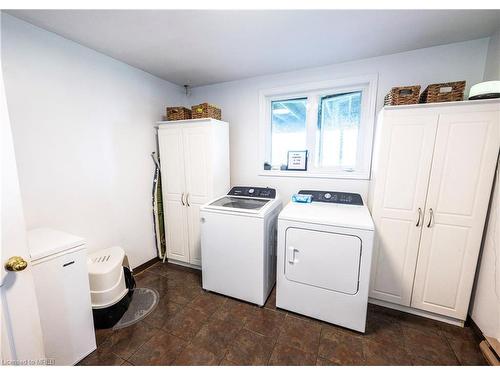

{"left": 87, "top": 246, "right": 135, "bottom": 329}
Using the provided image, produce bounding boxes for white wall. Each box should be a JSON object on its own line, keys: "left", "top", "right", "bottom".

{"left": 1, "top": 11, "right": 494, "bottom": 275}
{"left": 2, "top": 14, "right": 186, "bottom": 268}
{"left": 470, "top": 28, "right": 500, "bottom": 340}
{"left": 483, "top": 28, "right": 500, "bottom": 81}
{"left": 189, "top": 38, "right": 489, "bottom": 204}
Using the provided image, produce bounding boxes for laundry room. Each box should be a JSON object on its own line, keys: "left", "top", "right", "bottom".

{"left": 1, "top": 1, "right": 500, "bottom": 370}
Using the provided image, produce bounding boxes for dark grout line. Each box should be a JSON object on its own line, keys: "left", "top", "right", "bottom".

{"left": 442, "top": 332, "right": 465, "bottom": 365}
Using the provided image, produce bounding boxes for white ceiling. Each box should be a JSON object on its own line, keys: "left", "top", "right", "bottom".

{"left": 6, "top": 10, "right": 500, "bottom": 87}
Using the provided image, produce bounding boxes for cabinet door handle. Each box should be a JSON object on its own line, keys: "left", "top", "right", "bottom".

{"left": 181, "top": 193, "right": 185, "bottom": 206}
{"left": 427, "top": 208, "right": 434, "bottom": 228}
{"left": 186, "top": 193, "right": 190, "bottom": 207}
{"left": 416, "top": 208, "right": 422, "bottom": 227}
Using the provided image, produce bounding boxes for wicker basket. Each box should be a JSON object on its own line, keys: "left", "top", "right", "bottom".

{"left": 191, "top": 103, "right": 222, "bottom": 120}
{"left": 419, "top": 81, "right": 466, "bottom": 103}
{"left": 165, "top": 106, "right": 192, "bottom": 121}
{"left": 384, "top": 85, "right": 421, "bottom": 106}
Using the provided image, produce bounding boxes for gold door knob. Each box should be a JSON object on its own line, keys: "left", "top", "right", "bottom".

{"left": 5, "top": 256, "right": 28, "bottom": 272}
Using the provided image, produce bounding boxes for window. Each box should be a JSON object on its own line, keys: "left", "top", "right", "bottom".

{"left": 260, "top": 75, "right": 377, "bottom": 179}
{"left": 317, "top": 91, "right": 362, "bottom": 170}
{"left": 271, "top": 98, "right": 307, "bottom": 167}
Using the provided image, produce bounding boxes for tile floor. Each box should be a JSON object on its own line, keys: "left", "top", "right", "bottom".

{"left": 78, "top": 262, "right": 486, "bottom": 366}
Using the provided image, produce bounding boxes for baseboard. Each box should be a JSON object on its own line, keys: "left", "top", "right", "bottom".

{"left": 486, "top": 336, "right": 500, "bottom": 359}
{"left": 470, "top": 318, "right": 500, "bottom": 365}
{"left": 480, "top": 340, "right": 500, "bottom": 365}
{"left": 167, "top": 258, "right": 201, "bottom": 271}
{"left": 133, "top": 257, "right": 159, "bottom": 275}
{"left": 368, "top": 298, "right": 464, "bottom": 327}
{"left": 469, "top": 317, "right": 488, "bottom": 343}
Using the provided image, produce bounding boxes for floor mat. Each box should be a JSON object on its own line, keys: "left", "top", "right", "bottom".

{"left": 113, "top": 288, "right": 159, "bottom": 330}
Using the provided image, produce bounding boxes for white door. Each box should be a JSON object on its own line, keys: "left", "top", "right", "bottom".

{"left": 369, "top": 114, "right": 438, "bottom": 306}
{"left": 1, "top": 63, "right": 45, "bottom": 363}
{"left": 183, "top": 127, "right": 211, "bottom": 266}
{"left": 158, "top": 128, "right": 189, "bottom": 263}
{"left": 411, "top": 111, "right": 500, "bottom": 319}
{"left": 285, "top": 228, "right": 361, "bottom": 295}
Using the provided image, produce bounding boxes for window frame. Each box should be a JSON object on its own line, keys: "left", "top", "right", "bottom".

{"left": 258, "top": 74, "right": 378, "bottom": 180}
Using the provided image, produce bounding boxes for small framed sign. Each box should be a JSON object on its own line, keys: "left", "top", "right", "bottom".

{"left": 287, "top": 150, "right": 308, "bottom": 171}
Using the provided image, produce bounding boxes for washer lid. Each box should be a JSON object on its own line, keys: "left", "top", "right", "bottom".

{"left": 28, "top": 228, "right": 85, "bottom": 261}
{"left": 279, "top": 201, "right": 374, "bottom": 231}
{"left": 205, "top": 196, "right": 271, "bottom": 214}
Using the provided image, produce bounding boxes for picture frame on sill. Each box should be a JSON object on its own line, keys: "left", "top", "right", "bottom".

{"left": 287, "top": 150, "right": 308, "bottom": 171}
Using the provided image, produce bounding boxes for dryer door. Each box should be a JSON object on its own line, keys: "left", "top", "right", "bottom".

{"left": 285, "top": 227, "right": 361, "bottom": 295}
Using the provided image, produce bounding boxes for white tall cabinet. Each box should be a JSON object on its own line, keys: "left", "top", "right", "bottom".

{"left": 157, "top": 119, "right": 230, "bottom": 267}
{"left": 369, "top": 99, "right": 500, "bottom": 325}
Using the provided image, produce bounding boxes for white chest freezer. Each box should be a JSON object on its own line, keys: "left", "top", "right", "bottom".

{"left": 27, "top": 228, "right": 96, "bottom": 365}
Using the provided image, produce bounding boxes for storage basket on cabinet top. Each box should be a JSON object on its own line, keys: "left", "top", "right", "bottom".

{"left": 191, "top": 103, "right": 222, "bottom": 120}
{"left": 419, "top": 81, "right": 466, "bottom": 103}
{"left": 384, "top": 85, "right": 421, "bottom": 106}
{"left": 165, "top": 106, "right": 192, "bottom": 121}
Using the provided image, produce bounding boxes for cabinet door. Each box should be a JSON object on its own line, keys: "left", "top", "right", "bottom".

{"left": 411, "top": 111, "right": 500, "bottom": 319}
{"left": 183, "top": 127, "right": 211, "bottom": 203}
{"left": 183, "top": 127, "right": 211, "bottom": 265}
{"left": 186, "top": 204, "right": 202, "bottom": 266}
{"left": 369, "top": 114, "right": 438, "bottom": 306}
{"left": 158, "top": 128, "right": 189, "bottom": 262}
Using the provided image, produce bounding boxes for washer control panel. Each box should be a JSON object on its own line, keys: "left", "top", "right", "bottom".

{"left": 298, "top": 190, "right": 363, "bottom": 205}
{"left": 228, "top": 186, "right": 276, "bottom": 199}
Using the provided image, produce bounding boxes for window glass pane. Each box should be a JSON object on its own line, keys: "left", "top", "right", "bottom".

{"left": 270, "top": 98, "right": 307, "bottom": 167}
{"left": 317, "top": 91, "right": 362, "bottom": 169}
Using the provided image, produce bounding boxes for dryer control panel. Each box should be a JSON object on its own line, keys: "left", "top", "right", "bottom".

{"left": 228, "top": 186, "right": 276, "bottom": 199}
{"left": 298, "top": 190, "right": 363, "bottom": 205}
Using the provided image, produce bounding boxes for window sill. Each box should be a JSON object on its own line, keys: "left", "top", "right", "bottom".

{"left": 258, "top": 170, "right": 370, "bottom": 180}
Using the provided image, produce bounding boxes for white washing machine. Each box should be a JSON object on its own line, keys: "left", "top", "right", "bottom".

{"left": 200, "top": 186, "right": 282, "bottom": 306}
{"left": 276, "top": 190, "right": 374, "bottom": 332}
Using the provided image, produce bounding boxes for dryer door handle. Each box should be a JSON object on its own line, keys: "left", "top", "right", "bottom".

{"left": 287, "top": 246, "right": 298, "bottom": 264}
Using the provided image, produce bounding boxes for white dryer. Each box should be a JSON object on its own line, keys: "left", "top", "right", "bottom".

{"left": 276, "top": 190, "right": 374, "bottom": 332}
{"left": 200, "top": 186, "right": 282, "bottom": 306}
